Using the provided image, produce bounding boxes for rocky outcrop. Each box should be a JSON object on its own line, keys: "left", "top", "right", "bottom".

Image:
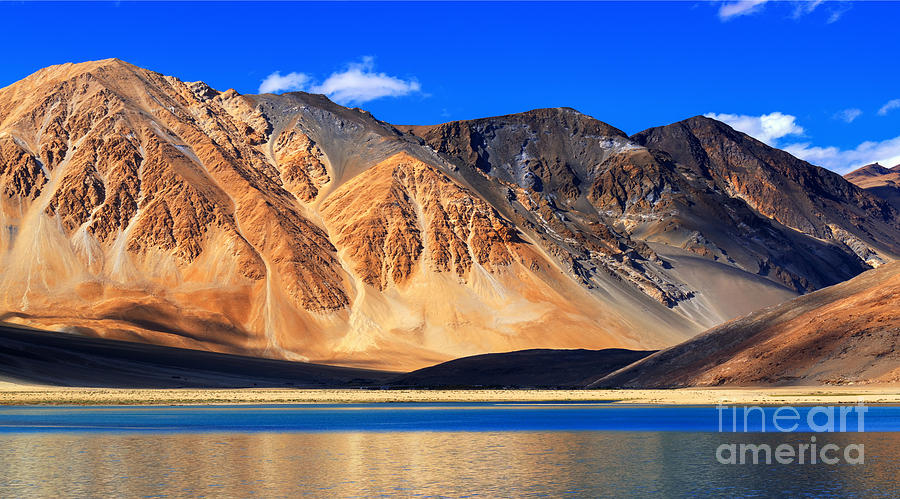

{"left": 273, "top": 128, "right": 330, "bottom": 203}
{"left": 588, "top": 148, "right": 682, "bottom": 215}
{"left": 405, "top": 108, "right": 628, "bottom": 203}
{"left": 321, "top": 152, "right": 526, "bottom": 289}
{"left": 0, "top": 135, "right": 47, "bottom": 201}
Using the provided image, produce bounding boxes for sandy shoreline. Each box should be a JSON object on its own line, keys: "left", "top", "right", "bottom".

{"left": 1, "top": 384, "right": 899, "bottom": 406}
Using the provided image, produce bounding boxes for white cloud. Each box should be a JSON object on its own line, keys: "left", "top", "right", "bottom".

{"left": 785, "top": 137, "right": 900, "bottom": 173}
{"left": 827, "top": 3, "right": 851, "bottom": 23}
{"left": 258, "top": 57, "right": 421, "bottom": 105}
{"left": 704, "top": 112, "right": 805, "bottom": 145}
{"left": 878, "top": 99, "right": 900, "bottom": 116}
{"left": 834, "top": 108, "right": 862, "bottom": 123}
{"left": 309, "top": 57, "right": 420, "bottom": 105}
{"left": 718, "top": 0, "right": 847, "bottom": 22}
{"left": 792, "top": 0, "right": 823, "bottom": 18}
{"left": 719, "top": 0, "right": 769, "bottom": 20}
{"left": 258, "top": 71, "right": 310, "bottom": 94}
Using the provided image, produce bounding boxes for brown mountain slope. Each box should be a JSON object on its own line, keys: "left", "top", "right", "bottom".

{"left": 845, "top": 163, "right": 900, "bottom": 188}
{"left": 591, "top": 262, "right": 900, "bottom": 388}
{"left": 0, "top": 58, "right": 352, "bottom": 362}
{"left": 845, "top": 163, "right": 900, "bottom": 211}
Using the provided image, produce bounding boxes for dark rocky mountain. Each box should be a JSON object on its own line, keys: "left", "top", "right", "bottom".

{"left": 404, "top": 111, "right": 898, "bottom": 323}
{"left": 389, "top": 348, "right": 654, "bottom": 388}
{"left": 0, "top": 322, "right": 395, "bottom": 388}
{"left": 632, "top": 116, "right": 899, "bottom": 268}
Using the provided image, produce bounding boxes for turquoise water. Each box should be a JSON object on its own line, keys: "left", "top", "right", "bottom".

{"left": 1, "top": 404, "right": 898, "bottom": 497}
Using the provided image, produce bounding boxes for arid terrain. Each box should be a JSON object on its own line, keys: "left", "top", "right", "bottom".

{"left": 846, "top": 162, "right": 900, "bottom": 210}
{"left": 0, "top": 58, "right": 898, "bottom": 378}
{"left": 592, "top": 262, "right": 900, "bottom": 388}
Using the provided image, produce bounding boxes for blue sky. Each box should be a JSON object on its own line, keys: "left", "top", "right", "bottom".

{"left": 1, "top": 1, "right": 898, "bottom": 172}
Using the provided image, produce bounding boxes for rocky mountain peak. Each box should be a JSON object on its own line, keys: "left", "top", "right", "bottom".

{"left": 633, "top": 115, "right": 900, "bottom": 264}
{"left": 845, "top": 162, "right": 900, "bottom": 211}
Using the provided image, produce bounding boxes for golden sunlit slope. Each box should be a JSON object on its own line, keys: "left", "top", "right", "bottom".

{"left": 592, "top": 262, "right": 900, "bottom": 387}
{"left": 845, "top": 163, "right": 900, "bottom": 189}
{"left": 845, "top": 163, "right": 900, "bottom": 211}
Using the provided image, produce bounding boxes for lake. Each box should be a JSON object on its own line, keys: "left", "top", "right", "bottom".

{"left": 1, "top": 403, "right": 898, "bottom": 497}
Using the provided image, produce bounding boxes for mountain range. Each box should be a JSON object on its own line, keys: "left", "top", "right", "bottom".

{"left": 0, "top": 59, "right": 897, "bottom": 372}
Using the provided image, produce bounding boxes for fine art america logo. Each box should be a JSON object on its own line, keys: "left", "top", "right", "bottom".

{"left": 715, "top": 402, "right": 867, "bottom": 465}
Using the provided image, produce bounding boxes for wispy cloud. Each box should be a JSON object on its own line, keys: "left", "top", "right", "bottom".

{"left": 785, "top": 137, "right": 900, "bottom": 173}
{"left": 878, "top": 99, "right": 900, "bottom": 116}
{"left": 827, "top": 3, "right": 852, "bottom": 23}
{"left": 258, "top": 71, "right": 310, "bottom": 94}
{"left": 834, "top": 108, "right": 862, "bottom": 123}
{"left": 718, "top": 0, "right": 769, "bottom": 20}
{"left": 704, "top": 112, "right": 804, "bottom": 145}
{"left": 718, "top": 0, "right": 848, "bottom": 22}
{"left": 258, "top": 57, "right": 421, "bottom": 105}
{"left": 309, "top": 57, "right": 420, "bottom": 105}
{"left": 791, "top": 0, "right": 823, "bottom": 19}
